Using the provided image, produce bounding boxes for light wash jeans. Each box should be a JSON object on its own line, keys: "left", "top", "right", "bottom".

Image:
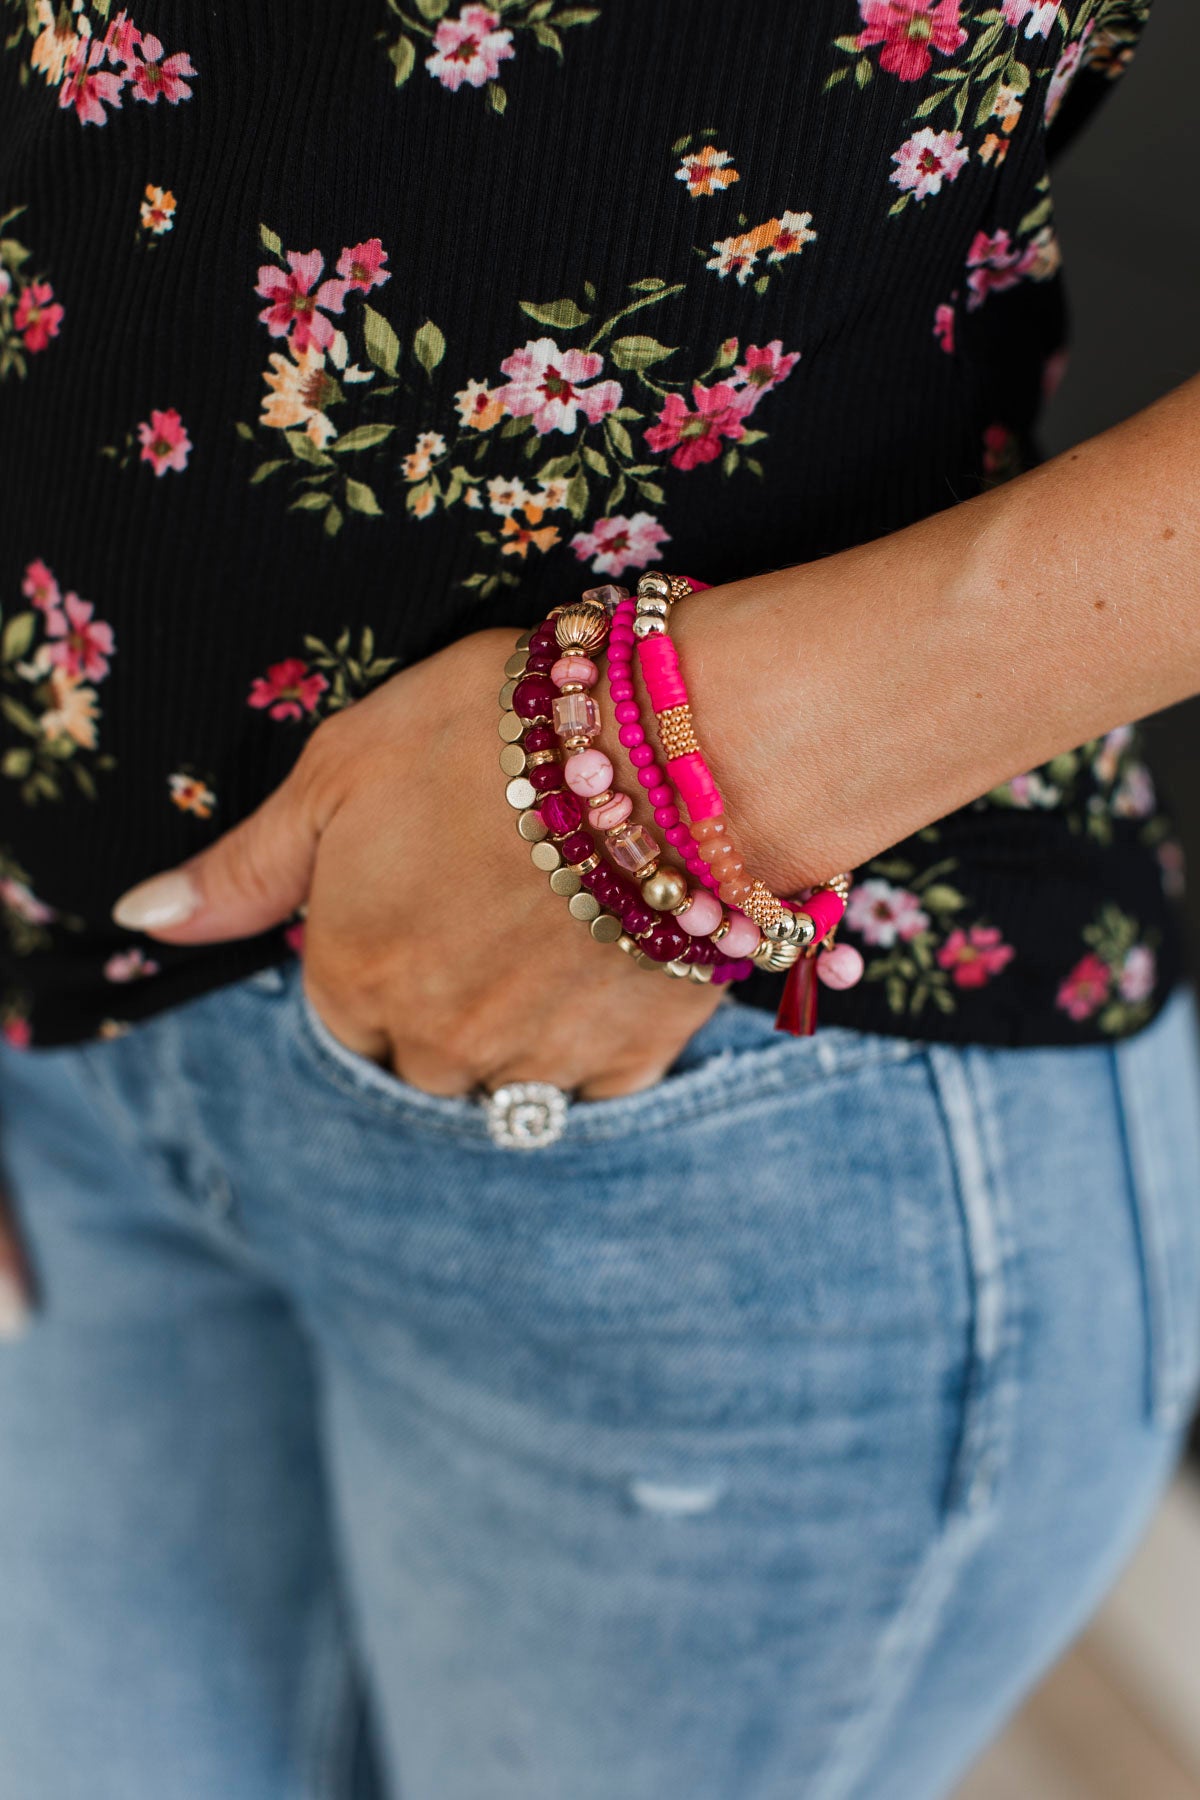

{"left": 0, "top": 963, "right": 1198, "bottom": 1800}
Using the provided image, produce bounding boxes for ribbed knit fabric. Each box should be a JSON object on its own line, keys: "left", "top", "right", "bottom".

{"left": 0, "top": 0, "right": 1180, "bottom": 1048}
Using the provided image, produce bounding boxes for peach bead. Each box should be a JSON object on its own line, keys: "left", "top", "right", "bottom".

{"left": 677, "top": 887, "right": 723, "bottom": 936}
{"left": 564, "top": 748, "right": 613, "bottom": 798}
{"left": 550, "top": 655, "right": 599, "bottom": 689}
{"left": 710, "top": 852, "right": 746, "bottom": 883}
{"left": 588, "top": 792, "right": 633, "bottom": 831}
{"left": 691, "top": 815, "right": 727, "bottom": 843}
{"left": 721, "top": 911, "right": 760, "bottom": 957}
{"left": 721, "top": 876, "right": 756, "bottom": 909}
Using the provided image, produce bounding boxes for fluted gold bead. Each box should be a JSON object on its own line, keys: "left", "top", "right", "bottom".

{"left": 553, "top": 602, "right": 609, "bottom": 657}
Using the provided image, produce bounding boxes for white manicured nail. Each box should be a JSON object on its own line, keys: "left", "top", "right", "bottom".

{"left": 112, "top": 869, "right": 199, "bottom": 931}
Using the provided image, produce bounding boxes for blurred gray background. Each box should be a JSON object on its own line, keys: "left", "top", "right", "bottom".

{"left": 1045, "top": 0, "right": 1200, "bottom": 971}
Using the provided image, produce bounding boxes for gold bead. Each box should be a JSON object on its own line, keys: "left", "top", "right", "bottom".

{"left": 527, "top": 749, "right": 557, "bottom": 768}
{"left": 504, "top": 651, "right": 528, "bottom": 679}
{"left": 517, "top": 809, "right": 548, "bottom": 842}
{"left": 499, "top": 678, "right": 517, "bottom": 709}
{"left": 574, "top": 853, "right": 601, "bottom": 875}
{"left": 499, "top": 744, "right": 526, "bottom": 777}
{"left": 553, "top": 602, "right": 609, "bottom": 657}
{"left": 641, "top": 866, "right": 688, "bottom": 913}
{"left": 687, "top": 964, "right": 714, "bottom": 984}
{"left": 664, "top": 960, "right": 690, "bottom": 979}
{"left": 568, "top": 891, "right": 601, "bottom": 922}
{"left": 515, "top": 629, "right": 534, "bottom": 651}
{"left": 616, "top": 933, "right": 639, "bottom": 955}
{"left": 549, "top": 866, "right": 582, "bottom": 896}
{"left": 632, "top": 615, "right": 666, "bottom": 639}
{"left": 531, "top": 841, "right": 562, "bottom": 872}
{"left": 590, "top": 913, "right": 623, "bottom": 942}
{"left": 505, "top": 776, "right": 536, "bottom": 810}
{"left": 636, "top": 571, "right": 672, "bottom": 603}
{"left": 635, "top": 593, "right": 669, "bottom": 619}
{"left": 497, "top": 710, "right": 523, "bottom": 743}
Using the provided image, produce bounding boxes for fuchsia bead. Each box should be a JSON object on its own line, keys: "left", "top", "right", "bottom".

{"left": 539, "top": 790, "right": 582, "bottom": 835}
{"left": 623, "top": 902, "right": 656, "bottom": 936}
{"left": 642, "top": 920, "right": 690, "bottom": 963}
{"left": 560, "top": 831, "right": 593, "bottom": 865}
{"left": 614, "top": 701, "right": 640, "bottom": 724}
{"left": 513, "top": 676, "right": 557, "bottom": 720}
{"left": 523, "top": 724, "right": 556, "bottom": 753}
{"left": 648, "top": 784, "right": 673, "bottom": 808}
{"left": 564, "top": 749, "right": 613, "bottom": 797}
{"left": 617, "top": 724, "right": 644, "bottom": 749}
{"left": 629, "top": 743, "right": 655, "bottom": 768}
{"left": 610, "top": 680, "right": 635, "bottom": 702}
{"left": 665, "top": 823, "right": 690, "bottom": 847}
{"left": 528, "top": 761, "right": 565, "bottom": 794}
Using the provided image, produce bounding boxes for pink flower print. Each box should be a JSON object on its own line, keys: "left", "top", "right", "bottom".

{"left": 1002, "top": 0, "right": 1060, "bottom": 40}
{"left": 45, "top": 592, "right": 115, "bottom": 683}
{"left": 965, "top": 230, "right": 1032, "bottom": 310}
{"left": 256, "top": 251, "right": 348, "bottom": 355}
{"left": 22, "top": 559, "right": 65, "bottom": 631}
{"left": 1117, "top": 944, "right": 1156, "bottom": 1004}
{"left": 248, "top": 658, "right": 329, "bottom": 722}
{"left": 0, "top": 878, "right": 56, "bottom": 927}
{"left": 846, "top": 878, "right": 931, "bottom": 947}
{"left": 1112, "top": 764, "right": 1157, "bottom": 821}
{"left": 101, "top": 11, "right": 142, "bottom": 66}
{"left": 2, "top": 1018, "right": 31, "bottom": 1051}
{"left": 1056, "top": 951, "right": 1111, "bottom": 1021}
{"left": 933, "top": 300, "right": 956, "bottom": 354}
{"left": 335, "top": 239, "right": 390, "bottom": 294}
{"left": 644, "top": 381, "right": 749, "bottom": 471}
{"left": 936, "top": 925, "right": 1015, "bottom": 988}
{"left": 14, "top": 280, "right": 64, "bottom": 352}
{"left": 137, "top": 408, "right": 192, "bottom": 476}
{"left": 570, "top": 512, "right": 671, "bottom": 578}
{"left": 496, "top": 339, "right": 622, "bottom": 436}
{"left": 0, "top": 268, "right": 8, "bottom": 301}
{"left": 1046, "top": 27, "right": 1091, "bottom": 125}
{"left": 890, "top": 128, "right": 968, "bottom": 200}
{"left": 855, "top": 0, "right": 968, "bottom": 81}
{"left": 731, "top": 340, "right": 800, "bottom": 407}
{"left": 59, "top": 36, "right": 124, "bottom": 125}
{"left": 127, "top": 33, "right": 197, "bottom": 105}
{"left": 426, "top": 5, "right": 515, "bottom": 90}
{"left": 104, "top": 948, "right": 160, "bottom": 983}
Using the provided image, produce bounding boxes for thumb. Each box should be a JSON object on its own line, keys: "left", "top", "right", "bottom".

{"left": 111, "top": 768, "right": 319, "bottom": 945}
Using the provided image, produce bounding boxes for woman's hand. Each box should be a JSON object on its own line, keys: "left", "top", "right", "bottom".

{"left": 111, "top": 628, "right": 721, "bottom": 1101}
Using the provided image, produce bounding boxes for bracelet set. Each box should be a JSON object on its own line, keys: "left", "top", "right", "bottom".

{"left": 497, "top": 572, "right": 864, "bottom": 1035}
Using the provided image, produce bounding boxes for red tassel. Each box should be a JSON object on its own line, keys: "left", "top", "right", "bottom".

{"left": 775, "top": 953, "right": 819, "bottom": 1036}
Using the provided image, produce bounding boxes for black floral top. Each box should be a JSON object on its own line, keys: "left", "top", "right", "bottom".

{"left": 0, "top": 0, "right": 1182, "bottom": 1049}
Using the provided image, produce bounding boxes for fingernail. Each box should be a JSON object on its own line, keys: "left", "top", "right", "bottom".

{"left": 112, "top": 868, "right": 199, "bottom": 932}
{"left": 0, "top": 1269, "right": 30, "bottom": 1342}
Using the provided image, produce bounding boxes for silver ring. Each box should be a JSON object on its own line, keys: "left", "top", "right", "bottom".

{"left": 482, "top": 1081, "right": 570, "bottom": 1150}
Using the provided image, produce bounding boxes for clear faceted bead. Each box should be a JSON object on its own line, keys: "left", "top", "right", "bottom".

{"left": 552, "top": 691, "right": 600, "bottom": 740}
{"left": 606, "top": 823, "right": 659, "bottom": 875}
{"left": 582, "top": 584, "right": 628, "bottom": 616}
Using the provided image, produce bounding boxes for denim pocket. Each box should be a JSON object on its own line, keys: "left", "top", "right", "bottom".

{"left": 287, "top": 972, "right": 922, "bottom": 1146}
{"left": 1112, "top": 986, "right": 1200, "bottom": 1432}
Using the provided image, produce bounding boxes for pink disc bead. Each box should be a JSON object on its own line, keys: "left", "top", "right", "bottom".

{"left": 720, "top": 911, "right": 761, "bottom": 958}
{"left": 818, "top": 942, "right": 865, "bottom": 990}
{"left": 677, "top": 887, "right": 723, "bottom": 937}
{"left": 550, "top": 655, "right": 599, "bottom": 690}
{"left": 588, "top": 792, "right": 633, "bottom": 831}
{"left": 564, "top": 749, "right": 614, "bottom": 798}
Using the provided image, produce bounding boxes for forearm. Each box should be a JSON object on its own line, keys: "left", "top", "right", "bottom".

{"left": 675, "top": 374, "right": 1200, "bottom": 894}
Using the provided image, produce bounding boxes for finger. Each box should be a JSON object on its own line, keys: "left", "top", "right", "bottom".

{"left": 110, "top": 760, "right": 319, "bottom": 945}
{"left": 0, "top": 1188, "right": 34, "bottom": 1340}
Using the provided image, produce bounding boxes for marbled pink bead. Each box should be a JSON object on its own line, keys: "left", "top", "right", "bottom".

{"left": 720, "top": 911, "right": 761, "bottom": 958}
{"left": 564, "top": 748, "right": 613, "bottom": 798}
{"left": 677, "top": 887, "right": 723, "bottom": 936}
{"left": 818, "top": 942, "right": 865, "bottom": 990}
{"left": 588, "top": 792, "right": 633, "bottom": 831}
{"left": 550, "top": 655, "right": 599, "bottom": 690}
{"left": 629, "top": 743, "right": 655, "bottom": 768}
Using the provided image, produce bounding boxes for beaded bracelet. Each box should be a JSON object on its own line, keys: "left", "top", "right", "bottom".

{"left": 498, "top": 596, "right": 753, "bottom": 985}
{"left": 630, "top": 570, "right": 863, "bottom": 1034}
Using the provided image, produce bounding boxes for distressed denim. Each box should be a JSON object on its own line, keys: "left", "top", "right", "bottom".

{"left": 0, "top": 963, "right": 1198, "bottom": 1800}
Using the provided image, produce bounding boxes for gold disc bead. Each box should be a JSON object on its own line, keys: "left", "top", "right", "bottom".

{"left": 505, "top": 776, "right": 536, "bottom": 810}
{"left": 517, "top": 809, "right": 549, "bottom": 842}
{"left": 568, "top": 891, "right": 601, "bottom": 922}
{"left": 498, "top": 710, "right": 523, "bottom": 743}
{"left": 530, "top": 841, "right": 562, "bottom": 872}
{"left": 499, "top": 744, "right": 526, "bottom": 777}
{"left": 504, "top": 651, "right": 529, "bottom": 679}
{"left": 549, "top": 866, "right": 582, "bottom": 896}
{"left": 590, "top": 913, "right": 623, "bottom": 943}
